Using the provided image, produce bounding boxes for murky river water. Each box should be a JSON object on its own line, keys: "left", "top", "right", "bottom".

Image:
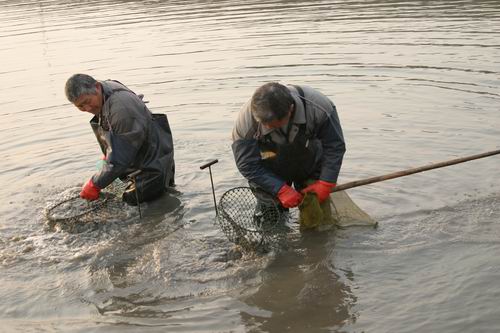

{"left": 1, "top": 1, "right": 499, "bottom": 332}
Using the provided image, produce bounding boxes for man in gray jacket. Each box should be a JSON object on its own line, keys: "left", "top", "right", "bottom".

{"left": 232, "top": 82, "right": 345, "bottom": 209}
{"left": 65, "top": 74, "right": 175, "bottom": 205}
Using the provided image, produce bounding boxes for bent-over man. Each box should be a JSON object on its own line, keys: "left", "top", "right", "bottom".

{"left": 232, "top": 82, "right": 345, "bottom": 209}
{"left": 65, "top": 73, "right": 175, "bottom": 205}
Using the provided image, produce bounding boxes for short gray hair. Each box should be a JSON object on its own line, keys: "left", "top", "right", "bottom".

{"left": 251, "top": 82, "right": 294, "bottom": 123}
{"left": 65, "top": 74, "right": 98, "bottom": 102}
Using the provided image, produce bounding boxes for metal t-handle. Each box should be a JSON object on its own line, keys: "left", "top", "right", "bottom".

{"left": 200, "top": 159, "right": 219, "bottom": 216}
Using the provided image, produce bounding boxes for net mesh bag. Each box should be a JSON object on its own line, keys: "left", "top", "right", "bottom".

{"left": 329, "top": 190, "right": 377, "bottom": 227}
{"left": 216, "top": 187, "right": 289, "bottom": 252}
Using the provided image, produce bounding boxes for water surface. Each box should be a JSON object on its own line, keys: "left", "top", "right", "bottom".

{"left": 1, "top": 1, "right": 499, "bottom": 332}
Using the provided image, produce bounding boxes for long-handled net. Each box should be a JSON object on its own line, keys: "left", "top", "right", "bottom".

{"left": 202, "top": 149, "right": 500, "bottom": 250}
{"left": 200, "top": 160, "right": 377, "bottom": 252}
{"left": 200, "top": 161, "right": 376, "bottom": 252}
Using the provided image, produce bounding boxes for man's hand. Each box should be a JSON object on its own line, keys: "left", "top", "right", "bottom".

{"left": 301, "top": 180, "right": 336, "bottom": 203}
{"left": 80, "top": 179, "right": 101, "bottom": 201}
{"left": 277, "top": 184, "right": 303, "bottom": 208}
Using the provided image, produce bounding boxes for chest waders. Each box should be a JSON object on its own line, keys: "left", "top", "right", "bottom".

{"left": 90, "top": 88, "right": 169, "bottom": 206}
{"left": 258, "top": 85, "right": 317, "bottom": 186}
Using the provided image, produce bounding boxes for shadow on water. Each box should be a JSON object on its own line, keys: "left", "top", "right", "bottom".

{"left": 240, "top": 231, "right": 357, "bottom": 332}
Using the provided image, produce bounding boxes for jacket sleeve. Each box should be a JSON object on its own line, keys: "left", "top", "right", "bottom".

{"left": 231, "top": 101, "right": 285, "bottom": 195}
{"left": 316, "top": 103, "right": 345, "bottom": 183}
{"left": 92, "top": 98, "right": 147, "bottom": 189}
{"left": 231, "top": 139, "right": 285, "bottom": 195}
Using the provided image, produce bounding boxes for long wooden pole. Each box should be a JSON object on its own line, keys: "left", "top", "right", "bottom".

{"left": 333, "top": 149, "right": 500, "bottom": 192}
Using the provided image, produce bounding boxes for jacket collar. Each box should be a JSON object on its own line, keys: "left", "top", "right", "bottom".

{"left": 100, "top": 81, "right": 114, "bottom": 102}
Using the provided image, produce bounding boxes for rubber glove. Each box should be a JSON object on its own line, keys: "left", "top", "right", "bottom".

{"left": 301, "top": 180, "right": 336, "bottom": 203}
{"left": 80, "top": 179, "right": 101, "bottom": 201}
{"left": 277, "top": 184, "right": 303, "bottom": 208}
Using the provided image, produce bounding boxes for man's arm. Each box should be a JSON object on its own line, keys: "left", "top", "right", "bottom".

{"left": 316, "top": 103, "right": 346, "bottom": 183}
{"left": 232, "top": 102, "right": 285, "bottom": 195}
{"left": 231, "top": 139, "right": 285, "bottom": 195}
{"left": 92, "top": 98, "right": 147, "bottom": 189}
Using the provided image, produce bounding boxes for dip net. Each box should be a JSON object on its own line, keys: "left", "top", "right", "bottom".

{"left": 214, "top": 187, "right": 377, "bottom": 252}
{"left": 298, "top": 190, "right": 378, "bottom": 231}
{"left": 216, "top": 187, "right": 289, "bottom": 252}
{"left": 44, "top": 181, "right": 129, "bottom": 230}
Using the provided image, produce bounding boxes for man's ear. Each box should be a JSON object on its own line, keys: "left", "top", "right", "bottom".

{"left": 95, "top": 82, "right": 102, "bottom": 95}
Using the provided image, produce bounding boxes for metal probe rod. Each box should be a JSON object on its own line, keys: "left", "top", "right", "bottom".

{"left": 200, "top": 159, "right": 219, "bottom": 216}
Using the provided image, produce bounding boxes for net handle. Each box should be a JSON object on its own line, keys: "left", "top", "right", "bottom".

{"left": 334, "top": 149, "right": 500, "bottom": 192}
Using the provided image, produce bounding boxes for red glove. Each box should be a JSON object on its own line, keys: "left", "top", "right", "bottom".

{"left": 80, "top": 179, "right": 101, "bottom": 201}
{"left": 277, "top": 184, "right": 303, "bottom": 208}
{"left": 301, "top": 180, "right": 336, "bottom": 203}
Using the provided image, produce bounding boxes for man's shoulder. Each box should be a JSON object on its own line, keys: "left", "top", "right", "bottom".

{"left": 101, "top": 80, "right": 139, "bottom": 101}
{"left": 232, "top": 99, "right": 257, "bottom": 141}
{"left": 300, "top": 85, "right": 331, "bottom": 102}
{"left": 104, "top": 90, "right": 145, "bottom": 126}
{"left": 101, "top": 79, "right": 128, "bottom": 93}
{"left": 102, "top": 81, "right": 141, "bottom": 108}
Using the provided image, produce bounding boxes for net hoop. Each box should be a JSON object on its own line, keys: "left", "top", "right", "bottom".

{"left": 216, "top": 186, "right": 288, "bottom": 251}
{"left": 44, "top": 192, "right": 113, "bottom": 223}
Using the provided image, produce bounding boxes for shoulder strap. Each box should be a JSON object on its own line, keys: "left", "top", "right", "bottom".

{"left": 292, "top": 85, "right": 307, "bottom": 110}
{"left": 291, "top": 85, "right": 313, "bottom": 139}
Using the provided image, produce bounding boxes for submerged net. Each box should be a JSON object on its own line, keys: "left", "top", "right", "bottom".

{"left": 299, "top": 192, "right": 335, "bottom": 231}
{"left": 215, "top": 187, "right": 376, "bottom": 251}
{"left": 299, "top": 190, "right": 377, "bottom": 231}
{"left": 216, "top": 187, "right": 289, "bottom": 252}
{"left": 44, "top": 180, "right": 130, "bottom": 231}
{"left": 329, "top": 190, "right": 377, "bottom": 228}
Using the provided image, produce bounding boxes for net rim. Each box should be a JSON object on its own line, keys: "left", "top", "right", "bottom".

{"left": 217, "top": 186, "right": 286, "bottom": 239}
{"left": 44, "top": 193, "right": 112, "bottom": 223}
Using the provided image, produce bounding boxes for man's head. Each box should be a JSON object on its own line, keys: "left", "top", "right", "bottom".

{"left": 65, "top": 74, "right": 103, "bottom": 115}
{"left": 251, "top": 82, "right": 294, "bottom": 129}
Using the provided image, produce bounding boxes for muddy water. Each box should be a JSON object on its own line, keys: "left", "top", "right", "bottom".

{"left": 1, "top": 1, "right": 499, "bottom": 332}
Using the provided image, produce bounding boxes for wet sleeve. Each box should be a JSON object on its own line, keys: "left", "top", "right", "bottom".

{"left": 232, "top": 139, "right": 285, "bottom": 195}
{"left": 231, "top": 102, "right": 286, "bottom": 195}
{"left": 92, "top": 103, "right": 147, "bottom": 189}
{"left": 316, "top": 104, "right": 346, "bottom": 183}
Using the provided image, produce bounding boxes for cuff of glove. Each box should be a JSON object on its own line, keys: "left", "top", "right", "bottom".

{"left": 278, "top": 183, "right": 291, "bottom": 195}
{"left": 318, "top": 180, "right": 336, "bottom": 188}
{"left": 81, "top": 179, "right": 101, "bottom": 198}
{"left": 87, "top": 179, "right": 100, "bottom": 190}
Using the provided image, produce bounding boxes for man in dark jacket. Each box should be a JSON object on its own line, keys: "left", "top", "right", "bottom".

{"left": 232, "top": 82, "right": 345, "bottom": 209}
{"left": 65, "top": 73, "right": 175, "bottom": 205}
